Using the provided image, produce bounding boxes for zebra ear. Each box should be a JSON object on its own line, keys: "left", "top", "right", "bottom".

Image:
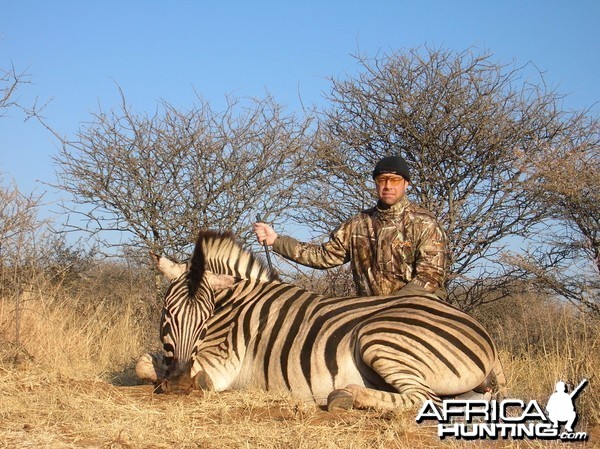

{"left": 204, "top": 270, "right": 236, "bottom": 292}
{"left": 151, "top": 251, "right": 186, "bottom": 281}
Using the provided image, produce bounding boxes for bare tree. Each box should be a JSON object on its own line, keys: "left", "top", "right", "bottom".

{"left": 301, "top": 47, "right": 585, "bottom": 310}
{"left": 53, "top": 91, "right": 314, "bottom": 260}
{"left": 507, "top": 113, "right": 600, "bottom": 314}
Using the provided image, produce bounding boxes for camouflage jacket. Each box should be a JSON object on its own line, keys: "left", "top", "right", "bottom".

{"left": 273, "top": 197, "right": 448, "bottom": 298}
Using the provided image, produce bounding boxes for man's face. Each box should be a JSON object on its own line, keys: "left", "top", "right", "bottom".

{"left": 374, "top": 174, "right": 409, "bottom": 207}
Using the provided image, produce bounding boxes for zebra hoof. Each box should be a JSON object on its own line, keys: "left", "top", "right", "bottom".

{"left": 327, "top": 389, "right": 354, "bottom": 412}
{"left": 135, "top": 353, "right": 167, "bottom": 382}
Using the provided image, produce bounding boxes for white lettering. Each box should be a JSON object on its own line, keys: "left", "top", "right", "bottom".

{"left": 438, "top": 423, "right": 461, "bottom": 438}
{"left": 499, "top": 399, "right": 525, "bottom": 422}
{"left": 438, "top": 423, "right": 560, "bottom": 440}
{"left": 521, "top": 400, "right": 547, "bottom": 421}
{"left": 415, "top": 400, "right": 443, "bottom": 423}
{"left": 416, "top": 397, "right": 589, "bottom": 441}
{"left": 560, "top": 432, "right": 589, "bottom": 441}
{"left": 460, "top": 400, "right": 490, "bottom": 422}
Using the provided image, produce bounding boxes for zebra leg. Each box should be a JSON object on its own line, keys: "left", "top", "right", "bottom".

{"left": 135, "top": 352, "right": 168, "bottom": 382}
{"left": 328, "top": 382, "right": 440, "bottom": 412}
{"left": 480, "top": 355, "right": 508, "bottom": 402}
{"left": 328, "top": 332, "right": 443, "bottom": 412}
{"left": 327, "top": 365, "right": 441, "bottom": 412}
{"left": 328, "top": 354, "right": 508, "bottom": 411}
{"left": 329, "top": 357, "right": 508, "bottom": 411}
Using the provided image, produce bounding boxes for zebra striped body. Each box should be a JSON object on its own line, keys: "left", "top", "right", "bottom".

{"left": 138, "top": 231, "right": 506, "bottom": 410}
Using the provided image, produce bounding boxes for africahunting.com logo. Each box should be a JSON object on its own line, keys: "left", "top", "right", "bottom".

{"left": 416, "top": 379, "right": 589, "bottom": 442}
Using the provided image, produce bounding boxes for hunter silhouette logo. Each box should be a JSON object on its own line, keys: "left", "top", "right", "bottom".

{"left": 546, "top": 379, "right": 587, "bottom": 434}
{"left": 416, "top": 379, "right": 589, "bottom": 441}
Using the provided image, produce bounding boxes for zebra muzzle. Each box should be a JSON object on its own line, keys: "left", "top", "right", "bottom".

{"left": 161, "top": 359, "right": 195, "bottom": 394}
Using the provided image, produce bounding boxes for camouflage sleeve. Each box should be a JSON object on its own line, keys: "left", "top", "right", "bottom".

{"left": 272, "top": 223, "right": 351, "bottom": 269}
{"left": 409, "top": 218, "right": 448, "bottom": 293}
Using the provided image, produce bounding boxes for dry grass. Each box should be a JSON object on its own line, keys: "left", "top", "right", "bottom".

{"left": 0, "top": 370, "right": 430, "bottom": 449}
{"left": 1, "top": 282, "right": 598, "bottom": 448}
{"left": 475, "top": 294, "right": 600, "bottom": 428}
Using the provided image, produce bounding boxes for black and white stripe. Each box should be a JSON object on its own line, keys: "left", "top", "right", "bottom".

{"left": 150, "top": 230, "right": 507, "bottom": 409}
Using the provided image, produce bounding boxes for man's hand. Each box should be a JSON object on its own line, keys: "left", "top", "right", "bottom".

{"left": 253, "top": 222, "right": 278, "bottom": 246}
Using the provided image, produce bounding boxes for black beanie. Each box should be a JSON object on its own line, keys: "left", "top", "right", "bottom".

{"left": 372, "top": 155, "right": 411, "bottom": 181}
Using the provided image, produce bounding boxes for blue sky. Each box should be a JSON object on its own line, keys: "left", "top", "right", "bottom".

{"left": 1, "top": 1, "right": 599, "bottom": 216}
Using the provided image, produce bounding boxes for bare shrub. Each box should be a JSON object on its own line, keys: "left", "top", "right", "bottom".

{"left": 0, "top": 177, "right": 47, "bottom": 353}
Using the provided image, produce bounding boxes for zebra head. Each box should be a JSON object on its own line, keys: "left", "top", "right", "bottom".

{"left": 152, "top": 232, "right": 238, "bottom": 394}
{"left": 152, "top": 231, "right": 275, "bottom": 394}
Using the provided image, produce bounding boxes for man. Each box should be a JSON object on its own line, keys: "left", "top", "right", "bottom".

{"left": 254, "top": 155, "right": 448, "bottom": 299}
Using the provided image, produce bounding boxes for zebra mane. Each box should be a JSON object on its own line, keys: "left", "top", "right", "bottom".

{"left": 187, "top": 230, "right": 277, "bottom": 295}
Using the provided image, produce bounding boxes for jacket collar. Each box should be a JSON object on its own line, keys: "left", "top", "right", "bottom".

{"left": 375, "top": 196, "right": 410, "bottom": 219}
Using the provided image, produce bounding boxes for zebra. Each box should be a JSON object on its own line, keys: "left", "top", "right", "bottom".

{"left": 136, "top": 230, "right": 507, "bottom": 411}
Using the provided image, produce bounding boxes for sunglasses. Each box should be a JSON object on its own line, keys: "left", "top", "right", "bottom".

{"left": 374, "top": 175, "right": 405, "bottom": 186}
